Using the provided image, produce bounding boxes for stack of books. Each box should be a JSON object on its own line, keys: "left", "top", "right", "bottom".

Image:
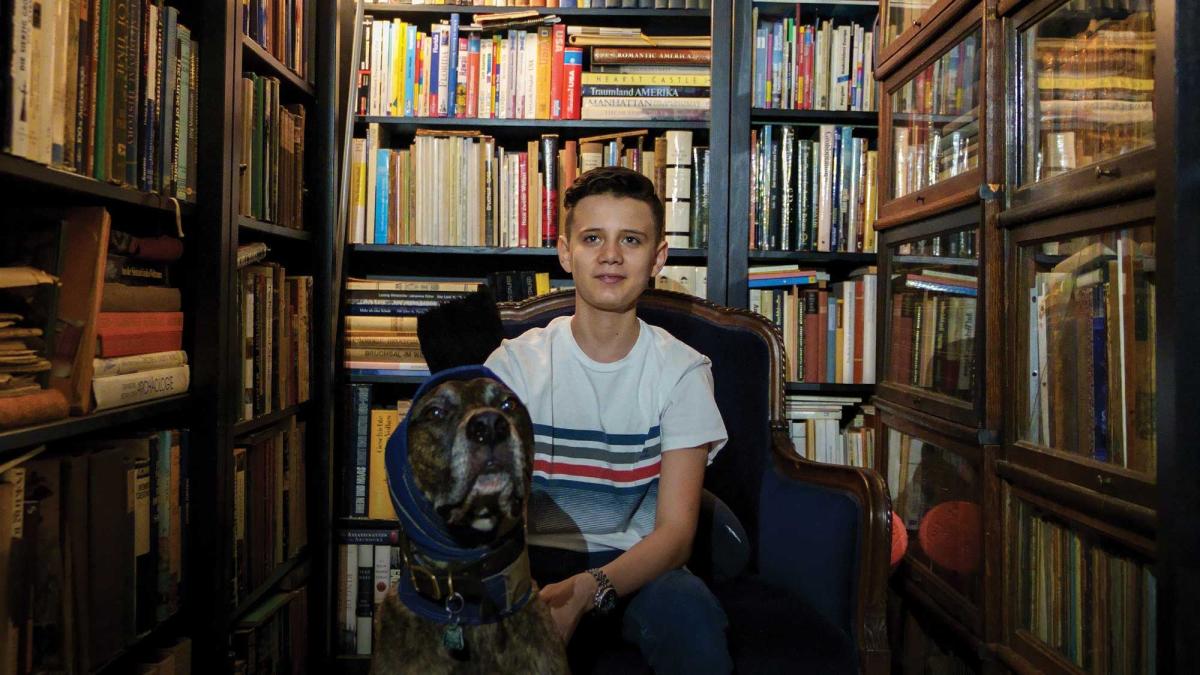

{"left": 0, "top": 266, "right": 65, "bottom": 428}
{"left": 575, "top": 26, "right": 710, "bottom": 121}
{"left": 786, "top": 395, "right": 874, "bottom": 468}
{"left": 3, "top": 1, "right": 200, "bottom": 199}
{"left": 343, "top": 277, "right": 481, "bottom": 377}
{"left": 336, "top": 528, "right": 401, "bottom": 657}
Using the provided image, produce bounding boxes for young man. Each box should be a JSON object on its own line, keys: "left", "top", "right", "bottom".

{"left": 484, "top": 166, "right": 732, "bottom": 674}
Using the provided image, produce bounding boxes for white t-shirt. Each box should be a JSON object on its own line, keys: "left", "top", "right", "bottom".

{"left": 484, "top": 316, "right": 728, "bottom": 552}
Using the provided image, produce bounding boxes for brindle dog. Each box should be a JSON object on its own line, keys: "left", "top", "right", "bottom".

{"left": 371, "top": 376, "right": 569, "bottom": 675}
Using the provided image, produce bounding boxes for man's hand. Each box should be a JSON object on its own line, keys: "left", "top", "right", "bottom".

{"left": 538, "top": 572, "right": 598, "bottom": 643}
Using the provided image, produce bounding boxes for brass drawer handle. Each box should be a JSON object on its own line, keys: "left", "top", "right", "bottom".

{"left": 1095, "top": 165, "right": 1120, "bottom": 179}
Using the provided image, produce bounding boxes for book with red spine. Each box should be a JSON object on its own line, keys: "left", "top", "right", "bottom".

{"left": 563, "top": 48, "right": 583, "bottom": 120}
{"left": 518, "top": 152, "right": 529, "bottom": 247}
{"left": 550, "top": 25, "right": 566, "bottom": 120}
{"left": 466, "top": 35, "right": 481, "bottom": 117}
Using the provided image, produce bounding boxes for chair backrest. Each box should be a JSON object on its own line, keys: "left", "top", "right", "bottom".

{"left": 498, "top": 289, "right": 788, "bottom": 563}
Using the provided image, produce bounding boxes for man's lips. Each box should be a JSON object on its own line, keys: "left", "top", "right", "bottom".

{"left": 595, "top": 274, "right": 626, "bottom": 284}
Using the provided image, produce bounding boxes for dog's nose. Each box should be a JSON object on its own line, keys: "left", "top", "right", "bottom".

{"left": 466, "top": 411, "right": 510, "bottom": 446}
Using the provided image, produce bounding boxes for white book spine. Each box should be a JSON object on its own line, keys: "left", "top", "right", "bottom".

{"left": 92, "top": 365, "right": 191, "bottom": 411}
{"left": 372, "top": 544, "right": 391, "bottom": 606}
{"left": 93, "top": 350, "right": 189, "bottom": 378}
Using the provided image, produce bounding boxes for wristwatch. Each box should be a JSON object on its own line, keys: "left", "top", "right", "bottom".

{"left": 586, "top": 568, "right": 618, "bottom": 615}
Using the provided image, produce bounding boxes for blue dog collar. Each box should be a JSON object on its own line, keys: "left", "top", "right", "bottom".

{"left": 385, "top": 365, "right": 533, "bottom": 625}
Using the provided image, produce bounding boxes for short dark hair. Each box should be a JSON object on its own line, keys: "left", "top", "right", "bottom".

{"left": 563, "top": 166, "right": 664, "bottom": 241}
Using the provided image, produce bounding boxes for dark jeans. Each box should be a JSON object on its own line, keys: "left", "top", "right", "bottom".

{"left": 531, "top": 546, "right": 733, "bottom": 675}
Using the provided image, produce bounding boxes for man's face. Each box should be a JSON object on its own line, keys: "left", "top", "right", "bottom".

{"left": 557, "top": 194, "right": 668, "bottom": 315}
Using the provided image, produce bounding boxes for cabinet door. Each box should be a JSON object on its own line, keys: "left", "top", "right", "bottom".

{"left": 1004, "top": 484, "right": 1156, "bottom": 674}
{"left": 878, "top": 207, "right": 984, "bottom": 427}
{"left": 878, "top": 0, "right": 975, "bottom": 77}
{"left": 1008, "top": 0, "right": 1156, "bottom": 209}
{"left": 879, "top": 6, "right": 986, "bottom": 227}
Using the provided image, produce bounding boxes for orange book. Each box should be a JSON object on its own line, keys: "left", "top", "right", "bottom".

{"left": 559, "top": 140, "right": 578, "bottom": 234}
{"left": 550, "top": 25, "right": 566, "bottom": 120}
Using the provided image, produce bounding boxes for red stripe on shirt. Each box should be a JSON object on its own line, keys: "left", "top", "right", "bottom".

{"left": 533, "top": 458, "right": 661, "bottom": 483}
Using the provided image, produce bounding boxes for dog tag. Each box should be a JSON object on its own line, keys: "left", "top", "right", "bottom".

{"left": 443, "top": 622, "right": 465, "bottom": 652}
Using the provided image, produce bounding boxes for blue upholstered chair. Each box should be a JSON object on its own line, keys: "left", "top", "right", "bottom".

{"left": 499, "top": 289, "right": 891, "bottom": 675}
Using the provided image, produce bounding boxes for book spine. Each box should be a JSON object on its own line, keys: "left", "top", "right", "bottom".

{"left": 92, "top": 365, "right": 190, "bottom": 410}
{"left": 591, "top": 47, "right": 711, "bottom": 65}
{"left": 348, "top": 384, "right": 371, "bottom": 517}
{"left": 96, "top": 329, "right": 184, "bottom": 358}
{"left": 563, "top": 47, "right": 582, "bottom": 120}
{"left": 93, "top": 350, "right": 188, "bottom": 378}
{"left": 540, "top": 134, "right": 559, "bottom": 245}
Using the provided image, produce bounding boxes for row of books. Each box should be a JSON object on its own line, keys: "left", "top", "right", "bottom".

{"left": 0, "top": 431, "right": 190, "bottom": 673}
{"left": 342, "top": 389, "right": 408, "bottom": 519}
{"left": 750, "top": 124, "right": 878, "bottom": 253}
{"left": 348, "top": 127, "right": 709, "bottom": 250}
{"left": 749, "top": 266, "right": 877, "bottom": 385}
{"left": 335, "top": 529, "right": 401, "bottom": 657}
{"left": 1013, "top": 500, "right": 1156, "bottom": 674}
{"left": 244, "top": 0, "right": 312, "bottom": 80}
{"left": 894, "top": 229, "right": 978, "bottom": 260}
{"left": 232, "top": 419, "right": 309, "bottom": 609}
{"left": 752, "top": 12, "right": 876, "bottom": 112}
{"left": 238, "top": 74, "right": 308, "bottom": 230}
{"left": 231, "top": 586, "right": 310, "bottom": 675}
{"left": 1031, "top": 8, "right": 1154, "bottom": 180}
{"left": 887, "top": 278, "right": 978, "bottom": 400}
{"left": 238, "top": 259, "right": 314, "bottom": 422}
{"left": 1025, "top": 235, "right": 1155, "bottom": 473}
{"left": 3, "top": 0, "right": 200, "bottom": 200}
{"left": 357, "top": 14, "right": 711, "bottom": 121}
{"left": 786, "top": 396, "right": 874, "bottom": 468}
{"left": 891, "top": 31, "right": 980, "bottom": 198}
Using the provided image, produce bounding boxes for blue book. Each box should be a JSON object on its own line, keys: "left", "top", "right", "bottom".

{"left": 404, "top": 24, "right": 418, "bottom": 116}
{"left": 430, "top": 29, "right": 441, "bottom": 116}
{"left": 447, "top": 14, "right": 460, "bottom": 117}
{"left": 748, "top": 275, "right": 827, "bottom": 289}
{"left": 375, "top": 150, "right": 390, "bottom": 244}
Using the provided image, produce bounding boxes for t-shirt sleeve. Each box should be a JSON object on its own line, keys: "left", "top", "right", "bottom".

{"left": 660, "top": 360, "right": 728, "bottom": 463}
{"left": 484, "top": 342, "right": 528, "bottom": 403}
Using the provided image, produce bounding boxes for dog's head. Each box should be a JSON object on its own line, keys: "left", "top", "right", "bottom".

{"left": 405, "top": 376, "right": 533, "bottom": 547}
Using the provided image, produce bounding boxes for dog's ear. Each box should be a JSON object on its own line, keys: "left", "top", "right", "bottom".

{"left": 417, "top": 286, "right": 505, "bottom": 373}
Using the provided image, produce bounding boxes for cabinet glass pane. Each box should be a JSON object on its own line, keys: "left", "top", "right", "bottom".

{"left": 1019, "top": 0, "right": 1155, "bottom": 185}
{"left": 886, "top": 228, "right": 979, "bottom": 401}
{"left": 890, "top": 28, "right": 981, "bottom": 199}
{"left": 1010, "top": 497, "right": 1157, "bottom": 672}
{"left": 887, "top": 427, "right": 982, "bottom": 604}
{"left": 1019, "top": 226, "right": 1156, "bottom": 475}
{"left": 884, "top": 1, "right": 938, "bottom": 54}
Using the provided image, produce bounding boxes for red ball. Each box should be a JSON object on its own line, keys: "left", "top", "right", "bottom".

{"left": 918, "top": 501, "right": 982, "bottom": 575}
{"left": 890, "top": 512, "right": 908, "bottom": 568}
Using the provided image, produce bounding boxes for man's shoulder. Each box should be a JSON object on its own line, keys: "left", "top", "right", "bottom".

{"left": 490, "top": 317, "right": 566, "bottom": 361}
{"left": 642, "top": 320, "right": 710, "bottom": 369}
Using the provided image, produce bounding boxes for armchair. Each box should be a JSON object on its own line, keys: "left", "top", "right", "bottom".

{"left": 499, "top": 289, "right": 891, "bottom": 675}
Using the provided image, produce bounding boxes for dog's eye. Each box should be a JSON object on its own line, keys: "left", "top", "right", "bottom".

{"left": 499, "top": 397, "right": 517, "bottom": 413}
{"left": 424, "top": 406, "right": 447, "bottom": 420}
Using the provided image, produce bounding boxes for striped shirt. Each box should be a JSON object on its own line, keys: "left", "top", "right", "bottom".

{"left": 485, "top": 316, "right": 727, "bottom": 552}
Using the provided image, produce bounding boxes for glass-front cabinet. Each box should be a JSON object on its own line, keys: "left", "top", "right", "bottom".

{"left": 880, "top": 6, "right": 986, "bottom": 224}
{"left": 881, "top": 409, "right": 985, "bottom": 633}
{"left": 879, "top": 0, "right": 976, "bottom": 75}
{"left": 1009, "top": 0, "right": 1156, "bottom": 206}
{"left": 1004, "top": 487, "right": 1156, "bottom": 673}
{"left": 879, "top": 207, "right": 983, "bottom": 427}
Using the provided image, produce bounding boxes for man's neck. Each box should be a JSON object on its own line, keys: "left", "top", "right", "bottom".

{"left": 570, "top": 305, "right": 640, "bottom": 363}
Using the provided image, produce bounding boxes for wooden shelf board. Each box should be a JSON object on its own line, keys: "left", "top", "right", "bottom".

{"left": 356, "top": 116, "right": 710, "bottom": 131}
{"left": 0, "top": 395, "right": 192, "bottom": 457}
{"left": 233, "top": 402, "right": 310, "bottom": 438}
{"left": 92, "top": 612, "right": 183, "bottom": 674}
{"left": 241, "top": 35, "right": 316, "bottom": 98}
{"left": 890, "top": 254, "right": 978, "bottom": 267}
{"left": 785, "top": 382, "right": 875, "bottom": 395}
{"left": 0, "top": 152, "right": 196, "bottom": 214}
{"left": 751, "top": 108, "right": 879, "bottom": 127}
{"left": 748, "top": 250, "right": 877, "bottom": 265}
{"left": 229, "top": 552, "right": 309, "bottom": 623}
{"left": 364, "top": 4, "right": 710, "bottom": 18}
{"left": 238, "top": 216, "right": 313, "bottom": 242}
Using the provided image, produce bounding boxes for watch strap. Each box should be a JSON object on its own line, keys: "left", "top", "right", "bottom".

{"left": 586, "top": 568, "right": 616, "bottom": 613}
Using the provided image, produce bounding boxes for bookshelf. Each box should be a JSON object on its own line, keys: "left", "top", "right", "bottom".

{"left": 872, "top": 0, "right": 1196, "bottom": 673}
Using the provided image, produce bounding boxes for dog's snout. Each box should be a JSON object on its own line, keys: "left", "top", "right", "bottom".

{"left": 467, "top": 411, "right": 510, "bottom": 446}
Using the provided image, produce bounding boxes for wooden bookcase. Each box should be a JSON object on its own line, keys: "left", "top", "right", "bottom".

{"left": 0, "top": 1, "right": 336, "bottom": 672}
{"left": 875, "top": 0, "right": 1197, "bottom": 672}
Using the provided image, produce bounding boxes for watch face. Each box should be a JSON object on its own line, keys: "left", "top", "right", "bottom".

{"left": 597, "top": 587, "right": 618, "bottom": 613}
